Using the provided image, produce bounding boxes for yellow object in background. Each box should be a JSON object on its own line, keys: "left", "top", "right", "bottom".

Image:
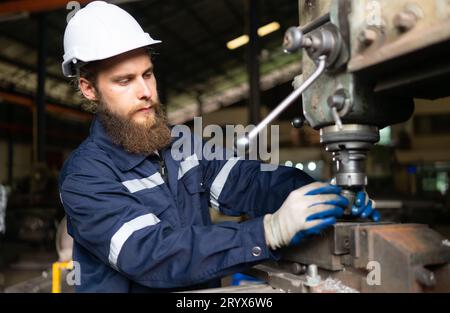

{"left": 52, "top": 261, "right": 73, "bottom": 293}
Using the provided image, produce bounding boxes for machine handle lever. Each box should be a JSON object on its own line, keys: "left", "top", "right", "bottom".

{"left": 330, "top": 107, "right": 343, "bottom": 130}
{"left": 236, "top": 55, "right": 327, "bottom": 152}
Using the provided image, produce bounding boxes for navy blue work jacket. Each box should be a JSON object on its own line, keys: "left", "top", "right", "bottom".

{"left": 59, "top": 118, "right": 314, "bottom": 292}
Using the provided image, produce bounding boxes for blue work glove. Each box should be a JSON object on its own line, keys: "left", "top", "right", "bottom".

{"left": 351, "top": 191, "right": 381, "bottom": 222}
{"left": 264, "top": 182, "right": 349, "bottom": 250}
{"left": 289, "top": 184, "right": 349, "bottom": 245}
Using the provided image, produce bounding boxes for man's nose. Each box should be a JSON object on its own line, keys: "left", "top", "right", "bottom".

{"left": 136, "top": 77, "right": 152, "bottom": 100}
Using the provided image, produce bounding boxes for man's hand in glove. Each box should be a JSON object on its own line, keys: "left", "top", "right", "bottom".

{"left": 264, "top": 182, "right": 349, "bottom": 250}
{"left": 351, "top": 191, "right": 380, "bottom": 222}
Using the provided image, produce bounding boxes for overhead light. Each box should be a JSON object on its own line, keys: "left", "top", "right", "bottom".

{"left": 257, "top": 22, "right": 280, "bottom": 37}
{"left": 307, "top": 162, "right": 317, "bottom": 171}
{"left": 226, "top": 21, "right": 280, "bottom": 50}
{"left": 226, "top": 35, "right": 249, "bottom": 50}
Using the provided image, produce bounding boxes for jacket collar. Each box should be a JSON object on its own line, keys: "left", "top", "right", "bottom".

{"left": 89, "top": 117, "right": 148, "bottom": 171}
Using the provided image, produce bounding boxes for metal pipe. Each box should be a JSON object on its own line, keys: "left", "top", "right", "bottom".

{"left": 246, "top": 0, "right": 261, "bottom": 125}
{"left": 301, "top": 13, "right": 330, "bottom": 34}
{"left": 7, "top": 104, "right": 13, "bottom": 184}
{"left": 237, "top": 55, "right": 327, "bottom": 149}
{"left": 34, "top": 13, "right": 48, "bottom": 163}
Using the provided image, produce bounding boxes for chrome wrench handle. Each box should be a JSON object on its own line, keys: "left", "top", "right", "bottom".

{"left": 236, "top": 55, "right": 327, "bottom": 151}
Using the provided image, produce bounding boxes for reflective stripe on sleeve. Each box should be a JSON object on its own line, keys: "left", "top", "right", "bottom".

{"left": 108, "top": 213, "right": 161, "bottom": 269}
{"left": 178, "top": 154, "right": 199, "bottom": 179}
{"left": 121, "top": 173, "right": 164, "bottom": 193}
{"left": 209, "top": 157, "right": 241, "bottom": 210}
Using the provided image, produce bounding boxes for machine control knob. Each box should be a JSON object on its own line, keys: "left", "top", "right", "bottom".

{"left": 283, "top": 26, "right": 312, "bottom": 53}
{"left": 291, "top": 116, "right": 305, "bottom": 128}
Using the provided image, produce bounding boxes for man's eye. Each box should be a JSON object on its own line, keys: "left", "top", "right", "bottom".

{"left": 118, "top": 79, "right": 130, "bottom": 85}
{"left": 144, "top": 72, "right": 153, "bottom": 79}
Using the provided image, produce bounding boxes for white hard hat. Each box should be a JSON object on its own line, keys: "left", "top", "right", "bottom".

{"left": 62, "top": 1, "right": 161, "bottom": 77}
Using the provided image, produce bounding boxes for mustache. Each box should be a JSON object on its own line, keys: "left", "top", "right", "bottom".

{"left": 128, "top": 100, "right": 161, "bottom": 116}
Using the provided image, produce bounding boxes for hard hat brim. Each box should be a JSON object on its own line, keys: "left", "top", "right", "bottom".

{"left": 62, "top": 37, "right": 161, "bottom": 77}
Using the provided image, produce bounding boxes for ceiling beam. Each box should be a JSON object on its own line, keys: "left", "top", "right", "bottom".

{"left": 0, "top": 0, "right": 92, "bottom": 15}
{"left": 0, "top": 122, "right": 87, "bottom": 143}
{"left": 0, "top": 29, "right": 61, "bottom": 62}
{"left": 0, "top": 90, "right": 91, "bottom": 122}
{"left": 0, "top": 53, "right": 68, "bottom": 86}
{"left": 0, "top": 31, "right": 191, "bottom": 106}
{"left": 180, "top": 0, "right": 246, "bottom": 66}
{"left": 131, "top": 4, "right": 240, "bottom": 86}
{"left": 157, "top": 21, "right": 239, "bottom": 85}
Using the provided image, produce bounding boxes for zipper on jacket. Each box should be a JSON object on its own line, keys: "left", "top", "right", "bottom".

{"left": 157, "top": 152, "right": 168, "bottom": 185}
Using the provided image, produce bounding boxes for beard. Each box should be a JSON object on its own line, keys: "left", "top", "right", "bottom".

{"left": 97, "top": 99, "right": 172, "bottom": 155}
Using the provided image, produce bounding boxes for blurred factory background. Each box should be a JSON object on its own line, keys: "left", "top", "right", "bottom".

{"left": 0, "top": 0, "right": 449, "bottom": 293}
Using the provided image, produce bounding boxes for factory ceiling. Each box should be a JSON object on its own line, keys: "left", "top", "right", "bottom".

{"left": 0, "top": 0, "right": 301, "bottom": 125}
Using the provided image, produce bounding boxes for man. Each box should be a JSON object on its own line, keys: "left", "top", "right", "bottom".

{"left": 59, "top": 1, "right": 379, "bottom": 292}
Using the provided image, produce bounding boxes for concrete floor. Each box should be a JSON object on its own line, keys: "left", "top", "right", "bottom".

{"left": 0, "top": 242, "right": 58, "bottom": 292}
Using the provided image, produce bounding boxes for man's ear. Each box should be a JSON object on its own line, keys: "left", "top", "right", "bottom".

{"left": 79, "top": 77, "right": 98, "bottom": 101}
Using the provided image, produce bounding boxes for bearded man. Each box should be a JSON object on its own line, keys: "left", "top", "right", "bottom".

{"left": 59, "top": 1, "right": 378, "bottom": 292}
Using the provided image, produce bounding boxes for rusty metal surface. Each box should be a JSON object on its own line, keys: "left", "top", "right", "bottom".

{"left": 300, "top": 0, "right": 333, "bottom": 27}
{"left": 297, "top": 0, "right": 449, "bottom": 128}
{"left": 314, "top": 277, "right": 359, "bottom": 293}
{"left": 265, "top": 222, "right": 450, "bottom": 292}
{"left": 348, "top": 0, "right": 450, "bottom": 71}
{"left": 281, "top": 222, "right": 391, "bottom": 270}
{"left": 428, "top": 263, "right": 450, "bottom": 292}
{"left": 189, "top": 283, "right": 282, "bottom": 293}
{"left": 351, "top": 223, "right": 450, "bottom": 292}
{"left": 297, "top": 0, "right": 415, "bottom": 129}
{"left": 281, "top": 229, "right": 345, "bottom": 271}
{"left": 247, "top": 264, "right": 309, "bottom": 293}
